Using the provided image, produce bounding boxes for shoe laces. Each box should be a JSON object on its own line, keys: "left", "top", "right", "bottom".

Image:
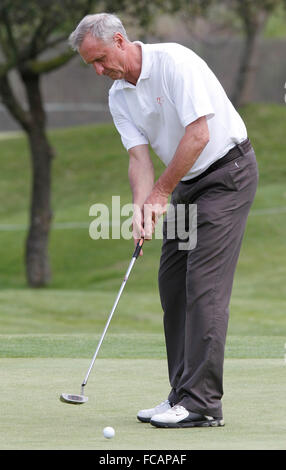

{"left": 155, "top": 399, "right": 169, "bottom": 409}
{"left": 171, "top": 405, "right": 186, "bottom": 414}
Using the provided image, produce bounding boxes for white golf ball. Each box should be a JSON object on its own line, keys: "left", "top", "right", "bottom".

{"left": 103, "top": 426, "right": 115, "bottom": 439}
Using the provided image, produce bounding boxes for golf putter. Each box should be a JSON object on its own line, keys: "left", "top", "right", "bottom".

{"left": 60, "top": 237, "right": 144, "bottom": 404}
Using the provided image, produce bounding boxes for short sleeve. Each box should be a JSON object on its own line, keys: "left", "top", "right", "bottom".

{"left": 108, "top": 92, "right": 149, "bottom": 151}
{"left": 166, "top": 56, "right": 215, "bottom": 128}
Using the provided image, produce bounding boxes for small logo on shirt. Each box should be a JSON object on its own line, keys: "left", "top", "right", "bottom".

{"left": 156, "top": 96, "right": 165, "bottom": 105}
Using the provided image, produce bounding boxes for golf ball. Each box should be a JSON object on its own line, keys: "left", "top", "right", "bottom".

{"left": 103, "top": 426, "right": 115, "bottom": 439}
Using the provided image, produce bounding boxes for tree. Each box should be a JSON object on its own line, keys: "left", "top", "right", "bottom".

{"left": 229, "top": 0, "right": 284, "bottom": 107}
{"left": 177, "top": 0, "right": 283, "bottom": 107}
{"left": 159, "top": 0, "right": 285, "bottom": 107}
{"left": 0, "top": 0, "right": 98, "bottom": 287}
{"left": 0, "top": 0, "right": 169, "bottom": 287}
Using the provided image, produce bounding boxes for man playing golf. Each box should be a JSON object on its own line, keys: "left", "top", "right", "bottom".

{"left": 69, "top": 13, "right": 258, "bottom": 428}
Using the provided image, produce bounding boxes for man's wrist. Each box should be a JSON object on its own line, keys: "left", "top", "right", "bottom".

{"left": 153, "top": 180, "right": 170, "bottom": 199}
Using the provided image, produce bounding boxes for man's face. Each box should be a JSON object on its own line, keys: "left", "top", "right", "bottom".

{"left": 79, "top": 33, "right": 126, "bottom": 80}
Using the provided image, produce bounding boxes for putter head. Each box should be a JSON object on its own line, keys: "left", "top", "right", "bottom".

{"left": 60, "top": 393, "right": 88, "bottom": 405}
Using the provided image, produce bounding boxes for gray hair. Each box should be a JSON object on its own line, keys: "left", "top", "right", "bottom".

{"left": 69, "top": 13, "right": 129, "bottom": 51}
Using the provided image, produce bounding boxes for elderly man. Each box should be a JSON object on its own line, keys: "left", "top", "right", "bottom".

{"left": 69, "top": 13, "right": 258, "bottom": 428}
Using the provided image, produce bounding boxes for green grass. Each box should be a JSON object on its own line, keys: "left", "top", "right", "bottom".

{"left": 0, "top": 357, "right": 285, "bottom": 450}
{"left": 0, "top": 105, "right": 286, "bottom": 336}
{"left": 0, "top": 334, "right": 284, "bottom": 359}
{"left": 0, "top": 104, "right": 285, "bottom": 449}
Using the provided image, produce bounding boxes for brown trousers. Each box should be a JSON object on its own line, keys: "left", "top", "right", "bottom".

{"left": 158, "top": 139, "right": 258, "bottom": 418}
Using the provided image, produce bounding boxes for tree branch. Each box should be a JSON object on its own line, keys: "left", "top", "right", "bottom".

{"left": 0, "top": 74, "right": 31, "bottom": 131}
{"left": 0, "top": 6, "right": 19, "bottom": 62}
{"left": 25, "top": 49, "right": 75, "bottom": 75}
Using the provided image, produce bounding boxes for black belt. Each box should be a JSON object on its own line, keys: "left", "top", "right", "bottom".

{"left": 181, "top": 138, "right": 251, "bottom": 185}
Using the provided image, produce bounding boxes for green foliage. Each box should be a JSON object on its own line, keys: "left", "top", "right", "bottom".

{"left": 264, "top": 2, "right": 286, "bottom": 37}
{"left": 181, "top": 0, "right": 286, "bottom": 37}
{"left": 0, "top": 0, "right": 96, "bottom": 75}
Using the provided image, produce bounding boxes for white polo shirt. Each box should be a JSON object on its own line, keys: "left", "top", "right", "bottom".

{"left": 108, "top": 42, "right": 247, "bottom": 181}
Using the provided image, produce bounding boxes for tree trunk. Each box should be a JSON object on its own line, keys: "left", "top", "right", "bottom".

{"left": 25, "top": 127, "right": 53, "bottom": 287}
{"left": 231, "top": 10, "right": 268, "bottom": 108}
{"left": 21, "top": 70, "right": 54, "bottom": 287}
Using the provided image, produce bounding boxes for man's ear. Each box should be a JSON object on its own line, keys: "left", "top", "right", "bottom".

{"left": 113, "top": 32, "right": 125, "bottom": 50}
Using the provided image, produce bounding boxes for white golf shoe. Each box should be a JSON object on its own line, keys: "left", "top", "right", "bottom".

{"left": 137, "top": 399, "right": 172, "bottom": 423}
{"left": 150, "top": 404, "right": 225, "bottom": 428}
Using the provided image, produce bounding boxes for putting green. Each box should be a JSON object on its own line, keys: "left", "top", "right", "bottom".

{"left": 0, "top": 357, "right": 285, "bottom": 450}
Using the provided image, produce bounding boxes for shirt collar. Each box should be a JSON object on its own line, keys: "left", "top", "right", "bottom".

{"left": 117, "top": 41, "right": 152, "bottom": 89}
{"left": 135, "top": 41, "right": 152, "bottom": 80}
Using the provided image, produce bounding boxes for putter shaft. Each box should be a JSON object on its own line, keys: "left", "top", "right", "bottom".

{"left": 81, "top": 238, "right": 144, "bottom": 389}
